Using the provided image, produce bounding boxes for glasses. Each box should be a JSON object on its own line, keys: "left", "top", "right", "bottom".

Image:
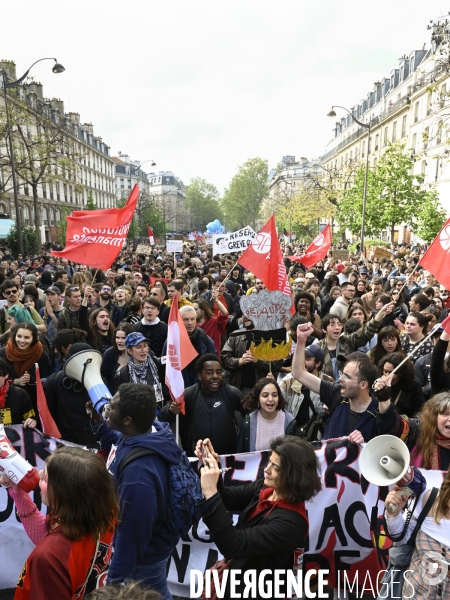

{"left": 329, "top": 321, "right": 344, "bottom": 327}
{"left": 3, "top": 289, "right": 17, "bottom": 295}
{"left": 101, "top": 287, "right": 112, "bottom": 292}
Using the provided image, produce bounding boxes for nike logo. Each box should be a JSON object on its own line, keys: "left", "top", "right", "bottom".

{"left": 213, "top": 402, "right": 222, "bottom": 408}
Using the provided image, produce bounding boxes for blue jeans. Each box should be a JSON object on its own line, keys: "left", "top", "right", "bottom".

{"left": 126, "top": 558, "right": 173, "bottom": 600}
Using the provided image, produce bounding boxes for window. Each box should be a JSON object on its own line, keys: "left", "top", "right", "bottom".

{"left": 421, "top": 160, "right": 426, "bottom": 175}
{"left": 423, "top": 127, "right": 429, "bottom": 150}
{"left": 437, "top": 121, "right": 443, "bottom": 145}
{"left": 426, "top": 94, "right": 432, "bottom": 115}
{"left": 362, "top": 141, "right": 366, "bottom": 158}
{"left": 392, "top": 122, "right": 397, "bottom": 142}
{"left": 401, "top": 115, "right": 407, "bottom": 138}
{"left": 412, "top": 133, "right": 417, "bottom": 152}
{"left": 56, "top": 182, "right": 60, "bottom": 201}
{"left": 42, "top": 183, "right": 47, "bottom": 199}
{"left": 414, "top": 102, "right": 419, "bottom": 123}
{"left": 384, "top": 127, "right": 388, "bottom": 147}
{"left": 440, "top": 84, "right": 447, "bottom": 108}
{"left": 375, "top": 134, "right": 379, "bottom": 151}
{"left": 435, "top": 158, "right": 440, "bottom": 181}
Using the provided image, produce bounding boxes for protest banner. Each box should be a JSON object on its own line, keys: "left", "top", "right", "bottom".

{"left": 1, "top": 430, "right": 444, "bottom": 596}
{"left": 166, "top": 240, "right": 183, "bottom": 253}
{"left": 212, "top": 227, "right": 256, "bottom": 254}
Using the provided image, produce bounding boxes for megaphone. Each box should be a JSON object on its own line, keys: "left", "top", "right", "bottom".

{"left": 360, "top": 435, "right": 426, "bottom": 512}
{"left": 64, "top": 348, "right": 112, "bottom": 415}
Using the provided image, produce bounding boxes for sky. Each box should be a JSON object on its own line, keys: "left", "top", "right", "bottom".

{"left": 3, "top": 1, "right": 449, "bottom": 194}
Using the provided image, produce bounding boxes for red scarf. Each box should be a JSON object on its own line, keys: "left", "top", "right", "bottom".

{"left": 247, "top": 487, "right": 308, "bottom": 535}
{"left": 0, "top": 379, "right": 11, "bottom": 409}
{"left": 431, "top": 432, "right": 450, "bottom": 470}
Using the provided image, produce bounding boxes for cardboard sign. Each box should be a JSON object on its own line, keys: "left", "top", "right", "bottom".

{"left": 239, "top": 289, "right": 292, "bottom": 329}
{"left": 166, "top": 240, "right": 183, "bottom": 253}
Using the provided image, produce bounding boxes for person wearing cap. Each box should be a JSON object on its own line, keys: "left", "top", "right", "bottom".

{"left": 39, "top": 285, "right": 64, "bottom": 344}
{"left": 279, "top": 345, "right": 330, "bottom": 440}
{"left": 360, "top": 276, "right": 384, "bottom": 314}
{"left": 113, "top": 332, "right": 164, "bottom": 406}
{"left": 20, "top": 273, "right": 46, "bottom": 304}
{"left": 292, "top": 323, "right": 380, "bottom": 442}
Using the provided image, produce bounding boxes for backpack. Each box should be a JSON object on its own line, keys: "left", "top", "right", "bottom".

{"left": 118, "top": 447, "right": 202, "bottom": 535}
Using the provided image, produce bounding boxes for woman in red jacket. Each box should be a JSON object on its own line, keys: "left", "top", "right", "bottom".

{"left": 0, "top": 446, "right": 119, "bottom": 600}
{"left": 193, "top": 294, "right": 228, "bottom": 357}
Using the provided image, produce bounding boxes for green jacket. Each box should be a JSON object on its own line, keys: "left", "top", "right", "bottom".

{"left": 317, "top": 317, "right": 381, "bottom": 380}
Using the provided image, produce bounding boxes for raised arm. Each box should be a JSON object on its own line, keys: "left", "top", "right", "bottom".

{"left": 291, "top": 322, "right": 321, "bottom": 394}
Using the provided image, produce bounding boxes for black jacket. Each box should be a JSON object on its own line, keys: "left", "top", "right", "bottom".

{"left": 199, "top": 479, "right": 307, "bottom": 600}
{"left": 159, "top": 382, "right": 242, "bottom": 455}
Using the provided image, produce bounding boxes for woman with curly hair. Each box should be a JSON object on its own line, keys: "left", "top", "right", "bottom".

{"left": 369, "top": 325, "right": 402, "bottom": 365}
{"left": 294, "top": 291, "right": 322, "bottom": 339}
{"left": 377, "top": 352, "right": 424, "bottom": 417}
{"left": 236, "top": 377, "right": 297, "bottom": 452}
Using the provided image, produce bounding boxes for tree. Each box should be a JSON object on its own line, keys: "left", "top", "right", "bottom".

{"left": 135, "top": 193, "right": 166, "bottom": 239}
{"left": 6, "top": 224, "right": 40, "bottom": 256}
{"left": 338, "top": 143, "right": 438, "bottom": 242}
{"left": 54, "top": 205, "right": 72, "bottom": 246}
{"left": 278, "top": 183, "right": 337, "bottom": 238}
{"left": 414, "top": 188, "right": 447, "bottom": 242}
{"left": 185, "top": 177, "right": 222, "bottom": 231}
{"left": 221, "top": 158, "right": 268, "bottom": 230}
{"left": 0, "top": 79, "right": 82, "bottom": 233}
{"left": 85, "top": 192, "right": 97, "bottom": 210}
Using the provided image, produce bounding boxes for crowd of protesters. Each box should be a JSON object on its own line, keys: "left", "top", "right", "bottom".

{"left": 0, "top": 237, "right": 450, "bottom": 599}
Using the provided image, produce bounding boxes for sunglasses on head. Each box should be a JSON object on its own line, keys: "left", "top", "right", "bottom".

{"left": 69, "top": 286, "right": 80, "bottom": 291}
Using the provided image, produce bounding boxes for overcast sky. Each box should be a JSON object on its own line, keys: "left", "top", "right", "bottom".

{"left": 3, "top": 1, "right": 449, "bottom": 193}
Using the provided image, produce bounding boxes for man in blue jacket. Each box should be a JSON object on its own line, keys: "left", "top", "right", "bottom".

{"left": 90, "top": 383, "right": 182, "bottom": 599}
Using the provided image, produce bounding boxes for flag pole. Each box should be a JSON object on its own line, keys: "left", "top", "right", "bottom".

{"left": 175, "top": 413, "right": 180, "bottom": 447}
{"left": 223, "top": 261, "right": 240, "bottom": 283}
{"left": 388, "top": 322, "right": 441, "bottom": 377}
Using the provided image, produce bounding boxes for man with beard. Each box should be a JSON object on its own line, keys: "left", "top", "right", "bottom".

{"left": 292, "top": 322, "right": 379, "bottom": 442}
{"left": 93, "top": 283, "right": 114, "bottom": 313}
{"left": 221, "top": 315, "right": 283, "bottom": 396}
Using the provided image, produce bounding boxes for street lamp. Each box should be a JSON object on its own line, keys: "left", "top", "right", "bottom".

{"left": 1, "top": 59, "right": 65, "bottom": 251}
{"left": 327, "top": 105, "right": 371, "bottom": 254}
{"left": 1, "top": 58, "right": 65, "bottom": 254}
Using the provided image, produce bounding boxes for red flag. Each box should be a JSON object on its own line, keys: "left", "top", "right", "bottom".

{"left": 419, "top": 217, "right": 450, "bottom": 289}
{"left": 147, "top": 225, "right": 155, "bottom": 246}
{"left": 35, "top": 364, "right": 61, "bottom": 438}
{"left": 165, "top": 294, "right": 198, "bottom": 414}
{"left": 51, "top": 185, "right": 139, "bottom": 269}
{"left": 289, "top": 224, "right": 332, "bottom": 269}
{"left": 237, "top": 215, "right": 293, "bottom": 311}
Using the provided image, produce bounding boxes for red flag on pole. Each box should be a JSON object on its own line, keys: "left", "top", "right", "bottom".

{"left": 289, "top": 224, "right": 332, "bottom": 269}
{"left": 51, "top": 185, "right": 139, "bottom": 269}
{"left": 147, "top": 225, "right": 155, "bottom": 246}
{"left": 35, "top": 364, "right": 61, "bottom": 438}
{"left": 419, "top": 217, "right": 450, "bottom": 289}
{"left": 165, "top": 295, "right": 198, "bottom": 414}
{"left": 237, "top": 215, "right": 293, "bottom": 311}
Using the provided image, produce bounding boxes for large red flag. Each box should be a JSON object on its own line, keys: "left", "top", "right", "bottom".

{"left": 419, "top": 217, "right": 450, "bottom": 289}
{"left": 35, "top": 364, "right": 61, "bottom": 438}
{"left": 51, "top": 185, "right": 139, "bottom": 269}
{"left": 165, "top": 295, "right": 198, "bottom": 414}
{"left": 237, "top": 216, "right": 293, "bottom": 309}
{"left": 289, "top": 224, "right": 332, "bottom": 269}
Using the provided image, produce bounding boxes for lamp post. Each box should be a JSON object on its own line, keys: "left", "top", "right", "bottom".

{"left": 327, "top": 105, "right": 371, "bottom": 254}
{"left": 0, "top": 58, "right": 65, "bottom": 254}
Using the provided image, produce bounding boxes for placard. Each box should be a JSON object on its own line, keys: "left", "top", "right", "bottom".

{"left": 239, "top": 289, "right": 293, "bottom": 329}
{"left": 166, "top": 240, "right": 184, "bottom": 253}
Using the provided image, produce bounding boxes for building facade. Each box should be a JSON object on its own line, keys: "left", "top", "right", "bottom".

{"left": 112, "top": 155, "right": 150, "bottom": 202}
{"left": 148, "top": 171, "right": 187, "bottom": 232}
{"left": 320, "top": 24, "right": 450, "bottom": 242}
{"left": 0, "top": 60, "right": 116, "bottom": 243}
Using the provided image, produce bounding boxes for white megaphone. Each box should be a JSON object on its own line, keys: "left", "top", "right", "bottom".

{"left": 64, "top": 348, "right": 112, "bottom": 415}
{"left": 360, "top": 435, "right": 426, "bottom": 512}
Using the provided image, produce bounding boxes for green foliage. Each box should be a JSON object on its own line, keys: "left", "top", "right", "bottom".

{"left": 338, "top": 143, "right": 439, "bottom": 242}
{"left": 54, "top": 205, "right": 72, "bottom": 246}
{"left": 413, "top": 189, "right": 447, "bottom": 242}
{"left": 185, "top": 178, "right": 222, "bottom": 231}
{"left": 85, "top": 192, "right": 97, "bottom": 210}
{"left": 136, "top": 200, "right": 166, "bottom": 239}
{"left": 221, "top": 158, "right": 268, "bottom": 230}
{"left": 6, "top": 224, "right": 40, "bottom": 256}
